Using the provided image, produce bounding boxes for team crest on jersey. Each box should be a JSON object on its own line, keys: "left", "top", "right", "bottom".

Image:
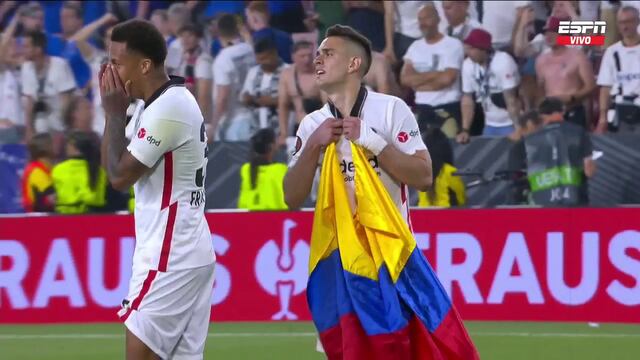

{"left": 137, "top": 128, "right": 146, "bottom": 139}
{"left": 292, "top": 136, "right": 302, "bottom": 156}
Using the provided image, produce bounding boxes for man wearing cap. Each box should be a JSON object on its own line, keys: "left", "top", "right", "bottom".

{"left": 457, "top": 28, "right": 521, "bottom": 143}
{"left": 523, "top": 97, "right": 596, "bottom": 206}
{"left": 535, "top": 16, "right": 596, "bottom": 129}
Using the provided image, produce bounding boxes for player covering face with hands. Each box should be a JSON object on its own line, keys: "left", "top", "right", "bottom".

{"left": 101, "top": 20, "right": 215, "bottom": 360}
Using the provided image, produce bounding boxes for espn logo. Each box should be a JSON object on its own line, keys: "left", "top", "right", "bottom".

{"left": 557, "top": 21, "right": 606, "bottom": 46}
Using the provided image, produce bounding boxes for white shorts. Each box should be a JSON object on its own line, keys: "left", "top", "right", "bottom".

{"left": 118, "top": 263, "right": 216, "bottom": 360}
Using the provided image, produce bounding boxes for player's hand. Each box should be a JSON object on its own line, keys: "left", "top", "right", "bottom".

{"left": 343, "top": 116, "right": 361, "bottom": 141}
{"left": 100, "top": 64, "right": 131, "bottom": 120}
{"left": 308, "top": 117, "right": 343, "bottom": 148}
{"left": 344, "top": 116, "right": 388, "bottom": 155}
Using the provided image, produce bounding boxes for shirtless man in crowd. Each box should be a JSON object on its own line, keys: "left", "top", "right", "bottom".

{"left": 535, "top": 16, "right": 596, "bottom": 128}
{"left": 277, "top": 40, "right": 324, "bottom": 146}
{"left": 364, "top": 51, "right": 402, "bottom": 97}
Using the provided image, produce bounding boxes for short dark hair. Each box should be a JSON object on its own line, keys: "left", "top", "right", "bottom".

{"left": 292, "top": 40, "right": 313, "bottom": 54}
{"left": 217, "top": 13, "right": 239, "bottom": 38}
{"left": 178, "top": 23, "right": 203, "bottom": 38}
{"left": 539, "top": 97, "right": 565, "bottom": 115}
{"left": 25, "top": 31, "right": 47, "bottom": 51}
{"left": 517, "top": 109, "right": 541, "bottom": 128}
{"left": 254, "top": 37, "right": 277, "bottom": 54}
{"left": 325, "top": 24, "right": 372, "bottom": 76}
{"left": 111, "top": 19, "right": 167, "bottom": 66}
{"left": 28, "top": 133, "right": 52, "bottom": 161}
{"left": 62, "top": 1, "right": 83, "bottom": 19}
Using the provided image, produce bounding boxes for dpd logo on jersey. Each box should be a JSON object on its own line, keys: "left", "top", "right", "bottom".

{"left": 146, "top": 135, "right": 161, "bottom": 147}
{"left": 137, "top": 128, "right": 146, "bottom": 139}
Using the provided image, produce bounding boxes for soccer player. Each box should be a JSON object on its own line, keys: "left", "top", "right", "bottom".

{"left": 283, "top": 24, "right": 433, "bottom": 356}
{"left": 284, "top": 24, "right": 432, "bottom": 215}
{"left": 100, "top": 20, "right": 215, "bottom": 360}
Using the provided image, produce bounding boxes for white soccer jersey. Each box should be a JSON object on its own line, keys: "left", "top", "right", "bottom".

{"left": 127, "top": 77, "right": 214, "bottom": 273}
{"left": 289, "top": 87, "right": 427, "bottom": 227}
{"left": 461, "top": 51, "right": 520, "bottom": 127}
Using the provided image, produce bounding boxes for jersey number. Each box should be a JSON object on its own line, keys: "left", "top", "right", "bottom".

{"left": 195, "top": 122, "right": 206, "bottom": 187}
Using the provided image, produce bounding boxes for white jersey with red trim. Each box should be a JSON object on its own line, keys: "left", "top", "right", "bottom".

{"left": 127, "top": 77, "right": 214, "bottom": 272}
{"left": 289, "top": 88, "right": 427, "bottom": 227}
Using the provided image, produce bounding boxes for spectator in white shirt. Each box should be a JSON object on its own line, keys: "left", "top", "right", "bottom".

{"left": 209, "top": 14, "right": 257, "bottom": 142}
{"left": 457, "top": 29, "right": 521, "bottom": 143}
{"left": 481, "top": 0, "right": 530, "bottom": 51}
{"left": 171, "top": 23, "right": 204, "bottom": 95}
{"left": 442, "top": 0, "right": 482, "bottom": 41}
{"left": 241, "top": 38, "right": 287, "bottom": 134}
{"left": 21, "top": 31, "right": 77, "bottom": 147}
{"left": 401, "top": 3, "right": 464, "bottom": 135}
{"left": 195, "top": 50, "right": 214, "bottom": 132}
{"left": 0, "top": 15, "right": 25, "bottom": 144}
{"left": 597, "top": 6, "right": 640, "bottom": 134}
{"left": 165, "top": 3, "right": 193, "bottom": 73}
{"left": 382, "top": 1, "right": 426, "bottom": 66}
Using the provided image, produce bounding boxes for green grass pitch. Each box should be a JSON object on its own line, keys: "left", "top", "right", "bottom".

{"left": 0, "top": 321, "right": 638, "bottom": 359}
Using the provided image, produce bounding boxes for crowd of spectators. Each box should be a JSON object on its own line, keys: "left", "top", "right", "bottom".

{"left": 2, "top": 0, "right": 640, "bottom": 213}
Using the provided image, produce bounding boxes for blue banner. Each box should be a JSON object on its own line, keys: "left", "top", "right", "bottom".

{"left": 0, "top": 144, "right": 27, "bottom": 214}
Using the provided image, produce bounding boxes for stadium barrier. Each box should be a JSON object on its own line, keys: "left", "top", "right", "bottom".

{"left": 1, "top": 208, "right": 639, "bottom": 324}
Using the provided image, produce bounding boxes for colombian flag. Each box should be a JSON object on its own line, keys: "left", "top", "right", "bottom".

{"left": 307, "top": 142, "right": 479, "bottom": 360}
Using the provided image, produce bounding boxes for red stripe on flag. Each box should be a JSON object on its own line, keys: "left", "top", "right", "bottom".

{"left": 400, "top": 184, "right": 413, "bottom": 231}
{"left": 158, "top": 202, "right": 177, "bottom": 272}
{"left": 556, "top": 35, "right": 605, "bottom": 46}
{"left": 120, "top": 270, "right": 158, "bottom": 322}
{"left": 161, "top": 152, "right": 173, "bottom": 210}
{"left": 319, "top": 312, "right": 479, "bottom": 360}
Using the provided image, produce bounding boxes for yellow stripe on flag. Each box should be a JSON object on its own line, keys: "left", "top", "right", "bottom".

{"left": 308, "top": 142, "right": 417, "bottom": 283}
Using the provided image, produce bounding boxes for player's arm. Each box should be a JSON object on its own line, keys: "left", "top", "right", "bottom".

{"left": 378, "top": 147, "right": 432, "bottom": 191}
{"left": 343, "top": 103, "right": 433, "bottom": 191}
{"left": 283, "top": 118, "right": 343, "bottom": 209}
